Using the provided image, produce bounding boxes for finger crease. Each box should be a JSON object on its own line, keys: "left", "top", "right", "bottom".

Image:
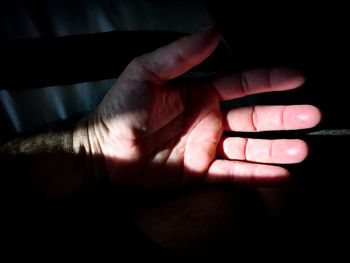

{"left": 251, "top": 106, "right": 258, "bottom": 132}
{"left": 280, "top": 106, "right": 287, "bottom": 130}
{"left": 239, "top": 72, "right": 250, "bottom": 96}
{"left": 243, "top": 138, "right": 249, "bottom": 161}
{"left": 269, "top": 140, "right": 275, "bottom": 163}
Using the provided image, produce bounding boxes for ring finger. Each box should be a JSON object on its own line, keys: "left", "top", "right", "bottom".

{"left": 217, "top": 137, "right": 308, "bottom": 164}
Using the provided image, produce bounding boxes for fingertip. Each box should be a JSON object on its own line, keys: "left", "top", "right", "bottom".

{"left": 300, "top": 139, "right": 309, "bottom": 162}
{"left": 270, "top": 67, "right": 305, "bottom": 91}
{"left": 306, "top": 105, "right": 322, "bottom": 127}
{"left": 303, "top": 105, "right": 322, "bottom": 129}
{"left": 198, "top": 25, "right": 221, "bottom": 37}
{"left": 254, "top": 165, "right": 291, "bottom": 184}
{"left": 270, "top": 139, "right": 309, "bottom": 164}
{"left": 199, "top": 24, "right": 218, "bottom": 32}
{"left": 286, "top": 105, "right": 322, "bottom": 130}
{"left": 286, "top": 139, "right": 309, "bottom": 163}
{"left": 193, "top": 25, "right": 221, "bottom": 49}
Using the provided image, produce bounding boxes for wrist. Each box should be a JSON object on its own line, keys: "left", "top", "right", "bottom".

{"left": 73, "top": 113, "right": 109, "bottom": 189}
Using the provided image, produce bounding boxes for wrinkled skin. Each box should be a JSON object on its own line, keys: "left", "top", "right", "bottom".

{"left": 82, "top": 27, "right": 321, "bottom": 189}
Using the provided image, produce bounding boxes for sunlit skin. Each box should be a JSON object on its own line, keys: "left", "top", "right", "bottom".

{"left": 83, "top": 27, "right": 321, "bottom": 188}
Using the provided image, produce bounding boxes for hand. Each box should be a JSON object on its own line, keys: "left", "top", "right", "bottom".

{"left": 85, "top": 27, "right": 321, "bottom": 188}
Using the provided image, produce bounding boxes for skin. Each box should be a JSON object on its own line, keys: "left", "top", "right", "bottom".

{"left": 76, "top": 26, "right": 321, "bottom": 189}
{"left": 0, "top": 26, "right": 322, "bottom": 254}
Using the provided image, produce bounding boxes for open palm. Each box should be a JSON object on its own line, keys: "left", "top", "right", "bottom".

{"left": 89, "top": 27, "right": 321, "bottom": 188}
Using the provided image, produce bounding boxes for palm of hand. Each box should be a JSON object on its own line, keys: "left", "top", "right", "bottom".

{"left": 97, "top": 77, "right": 221, "bottom": 188}
{"left": 91, "top": 27, "right": 321, "bottom": 188}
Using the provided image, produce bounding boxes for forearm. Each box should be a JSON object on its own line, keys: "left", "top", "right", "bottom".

{"left": 0, "top": 114, "right": 106, "bottom": 203}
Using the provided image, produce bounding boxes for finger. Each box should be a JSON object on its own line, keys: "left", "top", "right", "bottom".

{"left": 121, "top": 26, "right": 220, "bottom": 84}
{"left": 223, "top": 105, "right": 322, "bottom": 132}
{"left": 217, "top": 137, "right": 308, "bottom": 164}
{"left": 206, "top": 160, "right": 290, "bottom": 186}
{"left": 210, "top": 67, "right": 305, "bottom": 101}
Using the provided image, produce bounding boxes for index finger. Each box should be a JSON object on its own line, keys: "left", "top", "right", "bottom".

{"left": 210, "top": 67, "right": 305, "bottom": 101}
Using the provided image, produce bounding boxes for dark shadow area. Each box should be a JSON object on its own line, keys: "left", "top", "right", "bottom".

{"left": 1, "top": 31, "right": 186, "bottom": 89}
{"left": 0, "top": 150, "right": 267, "bottom": 259}
{"left": 1, "top": 30, "right": 230, "bottom": 90}
{"left": 1, "top": 134, "right": 349, "bottom": 259}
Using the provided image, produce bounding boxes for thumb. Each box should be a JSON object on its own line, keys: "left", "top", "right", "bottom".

{"left": 122, "top": 26, "right": 220, "bottom": 83}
